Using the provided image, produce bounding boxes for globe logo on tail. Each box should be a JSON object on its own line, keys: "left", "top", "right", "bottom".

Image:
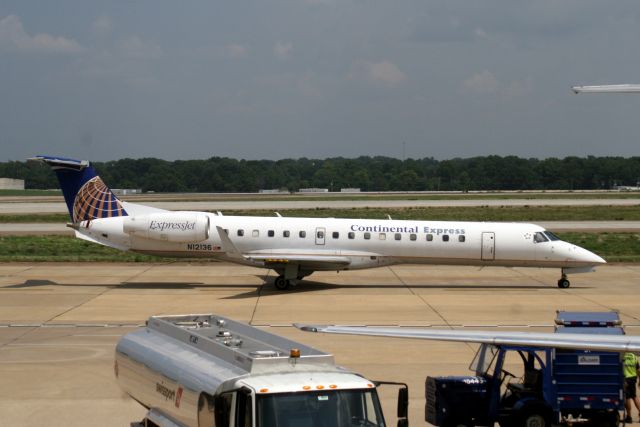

{"left": 72, "top": 176, "right": 127, "bottom": 222}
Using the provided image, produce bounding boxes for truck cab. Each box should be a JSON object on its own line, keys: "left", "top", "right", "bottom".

{"left": 201, "top": 373, "right": 390, "bottom": 427}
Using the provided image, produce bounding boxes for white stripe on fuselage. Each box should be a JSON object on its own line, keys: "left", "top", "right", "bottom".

{"left": 78, "top": 213, "right": 603, "bottom": 271}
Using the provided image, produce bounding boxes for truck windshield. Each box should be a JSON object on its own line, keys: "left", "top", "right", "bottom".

{"left": 256, "top": 389, "right": 386, "bottom": 427}
{"left": 470, "top": 344, "right": 499, "bottom": 376}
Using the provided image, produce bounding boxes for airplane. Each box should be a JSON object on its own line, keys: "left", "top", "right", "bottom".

{"left": 31, "top": 155, "right": 605, "bottom": 290}
{"left": 572, "top": 84, "right": 640, "bottom": 94}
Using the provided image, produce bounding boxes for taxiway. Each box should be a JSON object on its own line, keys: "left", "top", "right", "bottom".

{"left": 1, "top": 262, "right": 640, "bottom": 426}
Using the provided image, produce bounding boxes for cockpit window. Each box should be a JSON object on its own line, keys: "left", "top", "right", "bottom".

{"left": 533, "top": 232, "right": 548, "bottom": 243}
{"left": 544, "top": 231, "right": 560, "bottom": 241}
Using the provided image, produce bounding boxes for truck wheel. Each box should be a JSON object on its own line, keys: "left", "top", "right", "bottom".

{"left": 518, "top": 408, "right": 551, "bottom": 427}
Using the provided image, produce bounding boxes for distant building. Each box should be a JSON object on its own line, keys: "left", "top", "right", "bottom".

{"left": 613, "top": 185, "right": 640, "bottom": 191}
{"left": 259, "top": 189, "right": 289, "bottom": 194}
{"left": 112, "top": 188, "right": 142, "bottom": 195}
{"left": 0, "top": 178, "right": 25, "bottom": 190}
{"left": 340, "top": 188, "right": 361, "bottom": 193}
{"left": 298, "top": 188, "right": 329, "bottom": 193}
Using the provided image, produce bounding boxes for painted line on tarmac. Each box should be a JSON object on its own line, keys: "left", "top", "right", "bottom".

{"left": 0, "top": 323, "right": 143, "bottom": 328}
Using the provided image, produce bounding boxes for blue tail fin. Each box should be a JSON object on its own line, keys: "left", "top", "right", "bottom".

{"left": 30, "top": 155, "right": 128, "bottom": 222}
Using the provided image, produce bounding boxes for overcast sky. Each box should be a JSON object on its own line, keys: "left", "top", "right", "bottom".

{"left": 1, "top": 1, "right": 640, "bottom": 162}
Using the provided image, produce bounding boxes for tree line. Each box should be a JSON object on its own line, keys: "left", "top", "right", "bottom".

{"left": 1, "top": 155, "right": 640, "bottom": 192}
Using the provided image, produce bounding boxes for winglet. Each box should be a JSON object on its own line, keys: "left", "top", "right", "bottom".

{"left": 216, "top": 226, "right": 244, "bottom": 259}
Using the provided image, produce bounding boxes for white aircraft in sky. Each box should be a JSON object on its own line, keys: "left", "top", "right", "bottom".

{"left": 32, "top": 155, "right": 605, "bottom": 290}
{"left": 572, "top": 84, "right": 640, "bottom": 94}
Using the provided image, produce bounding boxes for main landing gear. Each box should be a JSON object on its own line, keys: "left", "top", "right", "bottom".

{"left": 274, "top": 275, "right": 296, "bottom": 290}
{"left": 557, "top": 274, "right": 570, "bottom": 289}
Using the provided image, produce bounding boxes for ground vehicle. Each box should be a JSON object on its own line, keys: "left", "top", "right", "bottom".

{"left": 115, "top": 314, "right": 409, "bottom": 427}
{"left": 425, "top": 312, "right": 624, "bottom": 427}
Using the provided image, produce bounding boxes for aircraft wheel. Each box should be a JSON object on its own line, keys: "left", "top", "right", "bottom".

{"left": 557, "top": 278, "right": 570, "bottom": 288}
{"left": 274, "top": 276, "right": 290, "bottom": 290}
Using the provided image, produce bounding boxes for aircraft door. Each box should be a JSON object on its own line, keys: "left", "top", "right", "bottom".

{"left": 315, "top": 227, "right": 326, "bottom": 245}
{"left": 481, "top": 232, "right": 495, "bottom": 261}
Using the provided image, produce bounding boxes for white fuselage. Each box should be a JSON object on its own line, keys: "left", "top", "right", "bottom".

{"left": 77, "top": 212, "right": 605, "bottom": 275}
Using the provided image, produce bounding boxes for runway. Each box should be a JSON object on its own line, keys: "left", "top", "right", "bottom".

{"left": 1, "top": 262, "right": 640, "bottom": 426}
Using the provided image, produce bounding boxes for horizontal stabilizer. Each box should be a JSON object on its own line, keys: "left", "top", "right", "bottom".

{"left": 29, "top": 155, "right": 89, "bottom": 170}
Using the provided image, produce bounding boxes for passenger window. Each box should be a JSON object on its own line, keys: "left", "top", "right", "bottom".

{"left": 237, "top": 229, "right": 244, "bottom": 237}
{"left": 426, "top": 234, "right": 433, "bottom": 242}
{"left": 394, "top": 233, "right": 401, "bottom": 241}
{"left": 458, "top": 235, "right": 465, "bottom": 243}
{"left": 332, "top": 231, "right": 339, "bottom": 239}
{"left": 410, "top": 234, "right": 417, "bottom": 241}
{"left": 348, "top": 232, "right": 355, "bottom": 239}
{"left": 299, "top": 231, "right": 306, "bottom": 238}
{"left": 283, "top": 230, "right": 290, "bottom": 238}
{"left": 379, "top": 233, "right": 386, "bottom": 240}
{"left": 317, "top": 230, "right": 324, "bottom": 239}
{"left": 252, "top": 230, "right": 259, "bottom": 237}
{"left": 267, "top": 230, "right": 274, "bottom": 237}
{"left": 364, "top": 232, "right": 371, "bottom": 240}
{"left": 442, "top": 235, "right": 449, "bottom": 242}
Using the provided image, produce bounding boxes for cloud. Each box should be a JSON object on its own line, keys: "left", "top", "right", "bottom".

{"left": 225, "top": 43, "right": 248, "bottom": 58}
{"left": 274, "top": 41, "right": 293, "bottom": 59}
{"left": 350, "top": 60, "right": 407, "bottom": 87}
{"left": 462, "top": 71, "right": 533, "bottom": 98}
{"left": 0, "top": 15, "right": 84, "bottom": 54}
{"left": 117, "top": 36, "right": 163, "bottom": 59}
{"left": 462, "top": 70, "right": 499, "bottom": 94}
{"left": 91, "top": 16, "right": 113, "bottom": 37}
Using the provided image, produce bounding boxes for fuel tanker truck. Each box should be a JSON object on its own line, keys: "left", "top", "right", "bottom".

{"left": 115, "top": 314, "right": 409, "bottom": 427}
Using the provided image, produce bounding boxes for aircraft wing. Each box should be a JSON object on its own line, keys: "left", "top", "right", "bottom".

{"left": 572, "top": 84, "right": 640, "bottom": 94}
{"left": 247, "top": 254, "right": 351, "bottom": 270}
{"left": 295, "top": 324, "right": 640, "bottom": 352}
{"left": 215, "top": 226, "right": 352, "bottom": 269}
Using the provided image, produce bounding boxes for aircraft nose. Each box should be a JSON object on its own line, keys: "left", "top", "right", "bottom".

{"left": 570, "top": 244, "right": 606, "bottom": 265}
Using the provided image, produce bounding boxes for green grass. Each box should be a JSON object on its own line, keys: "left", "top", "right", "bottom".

{"left": 1, "top": 233, "right": 638, "bottom": 263}
{"left": 557, "top": 232, "right": 640, "bottom": 263}
{"left": 218, "top": 206, "right": 640, "bottom": 221}
{"left": 3, "top": 205, "right": 640, "bottom": 223}
{"left": 0, "top": 235, "right": 158, "bottom": 262}
{"left": 0, "top": 213, "right": 70, "bottom": 223}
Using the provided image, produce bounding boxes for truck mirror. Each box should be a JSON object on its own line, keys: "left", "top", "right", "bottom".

{"left": 397, "top": 386, "right": 409, "bottom": 418}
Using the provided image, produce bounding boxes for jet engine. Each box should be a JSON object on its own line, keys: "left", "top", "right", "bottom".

{"left": 122, "top": 213, "right": 210, "bottom": 243}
